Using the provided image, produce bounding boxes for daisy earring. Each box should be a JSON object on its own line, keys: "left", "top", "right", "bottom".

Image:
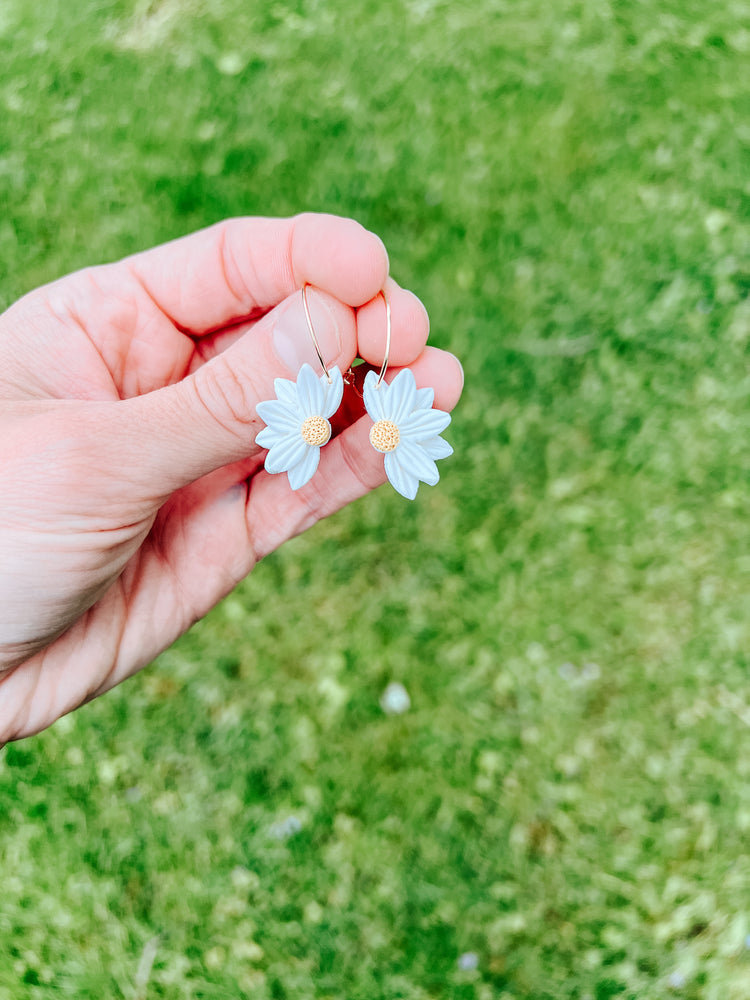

{"left": 363, "top": 291, "right": 453, "bottom": 500}
{"left": 255, "top": 284, "right": 344, "bottom": 490}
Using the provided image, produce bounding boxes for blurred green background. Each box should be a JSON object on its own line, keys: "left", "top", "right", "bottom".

{"left": 2, "top": 0, "right": 750, "bottom": 997}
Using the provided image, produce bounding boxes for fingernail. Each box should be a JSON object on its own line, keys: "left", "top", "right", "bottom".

{"left": 272, "top": 290, "right": 342, "bottom": 374}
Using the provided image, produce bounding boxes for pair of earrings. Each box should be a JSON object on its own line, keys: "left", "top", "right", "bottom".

{"left": 255, "top": 284, "right": 453, "bottom": 500}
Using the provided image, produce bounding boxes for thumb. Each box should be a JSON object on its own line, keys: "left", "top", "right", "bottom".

{"left": 120, "top": 289, "right": 357, "bottom": 496}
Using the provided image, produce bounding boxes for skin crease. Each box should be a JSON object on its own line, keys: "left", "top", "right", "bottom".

{"left": 0, "top": 213, "right": 463, "bottom": 744}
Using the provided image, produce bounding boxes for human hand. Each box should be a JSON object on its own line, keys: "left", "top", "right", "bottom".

{"left": 0, "top": 213, "right": 463, "bottom": 742}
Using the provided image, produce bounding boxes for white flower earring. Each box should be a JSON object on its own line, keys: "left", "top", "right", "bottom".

{"left": 255, "top": 284, "right": 344, "bottom": 490}
{"left": 363, "top": 291, "right": 453, "bottom": 500}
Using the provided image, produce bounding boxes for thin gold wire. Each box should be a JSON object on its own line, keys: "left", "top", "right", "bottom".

{"left": 303, "top": 283, "right": 391, "bottom": 389}
{"left": 375, "top": 289, "right": 391, "bottom": 389}
{"left": 301, "top": 283, "right": 333, "bottom": 384}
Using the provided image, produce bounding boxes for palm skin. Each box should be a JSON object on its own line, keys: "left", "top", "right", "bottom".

{"left": 0, "top": 214, "right": 463, "bottom": 742}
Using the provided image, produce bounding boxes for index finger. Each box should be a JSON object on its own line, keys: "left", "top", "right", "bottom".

{"left": 125, "top": 212, "right": 390, "bottom": 335}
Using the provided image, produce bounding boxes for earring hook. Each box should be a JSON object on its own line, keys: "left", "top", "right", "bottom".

{"left": 301, "top": 283, "right": 333, "bottom": 384}
{"left": 375, "top": 289, "right": 391, "bottom": 389}
{"left": 304, "top": 284, "right": 391, "bottom": 389}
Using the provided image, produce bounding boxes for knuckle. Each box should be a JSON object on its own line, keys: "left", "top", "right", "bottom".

{"left": 216, "top": 222, "right": 254, "bottom": 310}
{"left": 192, "top": 358, "right": 260, "bottom": 437}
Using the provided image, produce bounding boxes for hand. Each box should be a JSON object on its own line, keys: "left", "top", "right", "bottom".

{"left": 0, "top": 213, "right": 463, "bottom": 742}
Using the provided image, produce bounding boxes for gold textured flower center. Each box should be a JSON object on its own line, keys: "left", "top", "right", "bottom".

{"left": 370, "top": 419, "right": 400, "bottom": 453}
{"left": 301, "top": 415, "right": 331, "bottom": 447}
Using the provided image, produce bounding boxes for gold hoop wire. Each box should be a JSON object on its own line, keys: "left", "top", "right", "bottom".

{"left": 375, "top": 289, "right": 391, "bottom": 389}
{"left": 302, "top": 283, "right": 391, "bottom": 389}
{"left": 301, "top": 283, "right": 333, "bottom": 384}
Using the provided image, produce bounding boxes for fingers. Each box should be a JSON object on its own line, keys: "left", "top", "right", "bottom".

{"left": 356, "top": 277, "right": 431, "bottom": 369}
{"left": 125, "top": 213, "right": 389, "bottom": 335}
{"left": 117, "top": 281, "right": 431, "bottom": 496}
{"left": 186, "top": 277, "right": 430, "bottom": 374}
{"left": 243, "top": 347, "right": 464, "bottom": 559}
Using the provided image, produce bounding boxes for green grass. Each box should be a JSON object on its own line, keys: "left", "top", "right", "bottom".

{"left": 2, "top": 0, "right": 750, "bottom": 996}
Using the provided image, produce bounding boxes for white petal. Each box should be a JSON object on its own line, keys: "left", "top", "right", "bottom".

{"left": 385, "top": 368, "right": 418, "bottom": 424}
{"left": 420, "top": 436, "right": 454, "bottom": 460}
{"left": 287, "top": 443, "right": 320, "bottom": 490}
{"left": 255, "top": 426, "right": 285, "bottom": 449}
{"left": 396, "top": 438, "right": 440, "bottom": 486}
{"left": 274, "top": 377, "right": 299, "bottom": 408}
{"left": 400, "top": 407, "right": 451, "bottom": 441}
{"left": 265, "top": 434, "right": 308, "bottom": 474}
{"left": 363, "top": 370, "right": 385, "bottom": 421}
{"left": 415, "top": 386, "right": 435, "bottom": 410}
{"left": 384, "top": 449, "right": 420, "bottom": 500}
{"left": 256, "top": 398, "right": 302, "bottom": 431}
{"left": 296, "top": 363, "right": 325, "bottom": 417}
{"left": 322, "top": 366, "right": 344, "bottom": 419}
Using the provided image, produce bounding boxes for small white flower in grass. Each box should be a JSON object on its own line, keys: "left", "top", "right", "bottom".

{"left": 256, "top": 364, "right": 343, "bottom": 490}
{"left": 380, "top": 681, "right": 411, "bottom": 715}
{"left": 457, "top": 952, "right": 479, "bottom": 971}
{"left": 668, "top": 971, "right": 686, "bottom": 990}
{"left": 363, "top": 368, "right": 453, "bottom": 500}
{"left": 269, "top": 816, "right": 302, "bottom": 840}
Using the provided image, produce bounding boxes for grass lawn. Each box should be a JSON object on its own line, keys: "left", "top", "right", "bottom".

{"left": 2, "top": 0, "right": 750, "bottom": 997}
